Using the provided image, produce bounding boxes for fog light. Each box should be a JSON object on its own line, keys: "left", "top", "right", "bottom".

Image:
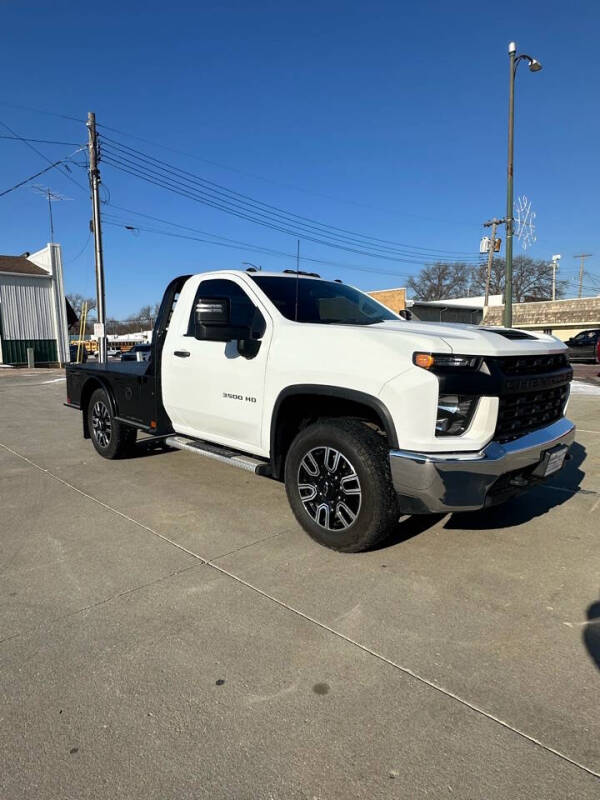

{"left": 435, "top": 394, "right": 478, "bottom": 436}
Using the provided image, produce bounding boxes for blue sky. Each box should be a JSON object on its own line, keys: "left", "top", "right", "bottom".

{"left": 1, "top": 0, "right": 599, "bottom": 317}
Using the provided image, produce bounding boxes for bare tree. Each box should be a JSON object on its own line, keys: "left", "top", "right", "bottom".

{"left": 66, "top": 293, "right": 96, "bottom": 316}
{"left": 470, "top": 256, "right": 568, "bottom": 303}
{"left": 407, "top": 262, "right": 472, "bottom": 301}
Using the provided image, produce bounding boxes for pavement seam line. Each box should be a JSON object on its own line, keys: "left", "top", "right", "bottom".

{"left": 0, "top": 562, "right": 204, "bottom": 647}
{"left": 3, "top": 440, "right": 599, "bottom": 782}
{"left": 209, "top": 529, "right": 294, "bottom": 561}
{"left": 206, "top": 560, "right": 600, "bottom": 782}
{"left": 0, "top": 442, "right": 208, "bottom": 565}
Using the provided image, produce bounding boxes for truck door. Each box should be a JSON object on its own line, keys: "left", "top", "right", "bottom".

{"left": 162, "top": 276, "right": 271, "bottom": 454}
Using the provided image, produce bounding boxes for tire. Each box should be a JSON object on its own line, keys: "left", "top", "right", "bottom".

{"left": 87, "top": 387, "right": 137, "bottom": 459}
{"left": 284, "top": 418, "right": 399, "bottom": 552}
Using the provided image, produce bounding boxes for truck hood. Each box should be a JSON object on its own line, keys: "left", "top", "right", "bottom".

{"left": 365, "top": 320, "right": 567, "bottom": 357}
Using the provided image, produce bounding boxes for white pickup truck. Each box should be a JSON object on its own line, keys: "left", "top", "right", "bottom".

{"left": 65, "top": 269, "right": 575, "bottom": 551}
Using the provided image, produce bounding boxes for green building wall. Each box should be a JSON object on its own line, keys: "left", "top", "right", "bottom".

{"left": 1, "top": 338, "right": 58, "bottom": 365}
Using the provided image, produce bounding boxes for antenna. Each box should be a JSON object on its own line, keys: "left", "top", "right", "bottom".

{"left": 294, "top": 239, "right": 300, "bottom": 322}
{"left": 32, "top": 184, "right": 69, "bottom": 242}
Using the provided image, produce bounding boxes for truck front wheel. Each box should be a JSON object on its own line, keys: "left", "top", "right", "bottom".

{"left": 87, "top": 387, "right": 137, "bottom": 459}
{"left": 285, "top": 419, "right": 399, "bottom": 552}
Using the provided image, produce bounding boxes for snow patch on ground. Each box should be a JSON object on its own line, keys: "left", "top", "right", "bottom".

{"left": 571, "top": 380, "right": 600, "bottom": 396}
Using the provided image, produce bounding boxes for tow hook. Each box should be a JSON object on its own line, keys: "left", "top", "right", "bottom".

{"left": 509, "top": 474, "right": 529, "bottom": 487}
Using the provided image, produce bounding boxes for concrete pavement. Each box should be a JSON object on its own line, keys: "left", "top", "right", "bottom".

{"left": 1, "top": 370, "right": 599, "bottom": 798}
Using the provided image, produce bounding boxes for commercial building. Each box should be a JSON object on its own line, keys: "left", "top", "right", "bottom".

{"left": 371, "top": 285, "right": 600, "bottom": 340}
{"left": 368, "top": 287, "right": 406, "bottom": 314}
{"left": 0, "top": 244, "right": 74, "bottom": 366}
{"left": 483, "top": 297, "right": 600, "bottom": 341}
{"left": 409, "top": 295, "right": 503, "bottom": 324}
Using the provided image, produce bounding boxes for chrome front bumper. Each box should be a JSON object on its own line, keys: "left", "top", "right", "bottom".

{"left": 389, "top": 417, "right": 576, "bottom": 514}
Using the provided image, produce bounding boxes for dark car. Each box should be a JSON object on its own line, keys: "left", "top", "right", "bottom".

{"left": 565, "top": 329, "right": 600, "bottom": 363}
{"left": 120, "top": 343, "right": 152, "bottom": 362}
{"left": 69, "top": 344, "right": 87, "bottom": 363}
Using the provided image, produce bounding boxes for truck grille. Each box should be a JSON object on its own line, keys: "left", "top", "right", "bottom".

{"left": 495, "top": 384, "right": 569, "bottom": 442}
{"left": 496, "top": 353, "right": 569, "bottom": 375}
{"left": 489, "top": 353, "right": 571, "bottom": 442}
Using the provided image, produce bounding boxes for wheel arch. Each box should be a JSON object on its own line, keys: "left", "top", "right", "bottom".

{"left": 269, "top": 385, "right": 398, "bottom": 480}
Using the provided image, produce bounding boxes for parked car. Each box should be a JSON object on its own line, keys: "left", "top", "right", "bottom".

{"left": 69, "top": 344, "right": 87, "bottom": 363}
{"left": 565, "top": 329, "right": 600, "bottom": 363}
{"left": 107, "top": 348, "right": 122, "bottom": 359}
{"left": 65, "top": 269, "right": 574, "bottom": 552}
{"left": 120, "top": 344, "right": 151, "bottom": 362}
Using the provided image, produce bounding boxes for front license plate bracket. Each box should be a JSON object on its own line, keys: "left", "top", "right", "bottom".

{"left": 532, "top": 444, "right": 569, "bottom": 478}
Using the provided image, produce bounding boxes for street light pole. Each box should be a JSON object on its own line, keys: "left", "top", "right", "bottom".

{"left": 551, "top": 254, "right": 561, "bottom": 301}
{"left": 504, "top": 43, "right": 516, "bottom": 328}
{"left": 503, "top": 42, "right": 542, "bottom": 327}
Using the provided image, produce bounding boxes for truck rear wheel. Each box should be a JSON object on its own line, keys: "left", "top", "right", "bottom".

{"left": 284, "top": 419, "right": 399, "bottom": 552}
{"left": 88, "top": 387, "right": 137, "bottom": 459}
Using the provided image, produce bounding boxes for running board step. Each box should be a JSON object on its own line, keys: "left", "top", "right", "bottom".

{"left": 166, "top": 435, "right": 271, "bottom": 476}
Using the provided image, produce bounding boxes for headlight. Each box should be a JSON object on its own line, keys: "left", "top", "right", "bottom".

{"left": 414, "top": 352, "right": 481, "bottom": 370}
{"left": 435, "top": 394, "right": 478, "bottom": 436}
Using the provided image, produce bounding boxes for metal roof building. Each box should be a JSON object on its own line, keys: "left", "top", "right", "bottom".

{"left": 0, "top": 244, "right": 73, "bottom": 366}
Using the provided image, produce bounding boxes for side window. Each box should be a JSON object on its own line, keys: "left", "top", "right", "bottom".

{"left": 187, "top": 278, "right": 266, "bottom": 337}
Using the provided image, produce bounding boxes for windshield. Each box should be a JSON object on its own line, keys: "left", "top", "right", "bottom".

{"left": 251, "top": 276, "right": 398, "bottom": 325}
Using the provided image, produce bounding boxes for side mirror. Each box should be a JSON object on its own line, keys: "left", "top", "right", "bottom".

{"left": 194, "top": 297, "right": 250, "bottom": 342}
{"left": 399, "top": 308, "right": 412, "bottom": 320}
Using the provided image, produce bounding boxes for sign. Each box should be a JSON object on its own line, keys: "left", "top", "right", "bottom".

{"left": 94, "top": 323, "right": 105, "bottom": 337}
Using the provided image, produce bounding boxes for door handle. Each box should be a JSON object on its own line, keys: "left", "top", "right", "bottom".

{"left": 174, "top": 350, "right": 190, "bottom": 358}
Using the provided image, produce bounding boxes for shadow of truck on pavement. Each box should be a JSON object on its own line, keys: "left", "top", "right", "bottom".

{"left": 443, "top": 440, "right": 587, "bottom": 531}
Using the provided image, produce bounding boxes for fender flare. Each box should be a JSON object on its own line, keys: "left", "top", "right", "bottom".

{"left": 269, "top": 384, "right": 399, "bottom": 460}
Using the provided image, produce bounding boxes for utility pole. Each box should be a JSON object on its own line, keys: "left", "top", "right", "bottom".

{"left": 573, "top": 253, "right": 592, "bottom": 299}
{"left": 550, "top": 254, "right": 561, "bottom": 301}
{"left": 87, "top": 111, "right": 107, "bottom": 364}
{"left": 482, "top": 218, "right": 505, "bottom": 315}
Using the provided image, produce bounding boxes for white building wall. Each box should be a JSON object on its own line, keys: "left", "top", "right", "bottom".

{"left": 27, "top": 246, "right": 53, "bottom": 274}
{"left": 48, "top": 244, "right": 70, "bottom": 362}
{"left": 0, "top": 243, "right": 71, "bottom": 364}
{"left": 0, "top": 274, "right": 55, "bottom": 339}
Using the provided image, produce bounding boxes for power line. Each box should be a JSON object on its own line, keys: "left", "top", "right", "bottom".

{"left": 101, "top": 157, "right": 450, "bottom": 267}
{"left": 0, "top": 100, "right": 84, "bottom": 123}
{"left": 0, "top": 120, "right": 88, "bottom": 194}
{"left": 102, "top": 163, "right": 482, "bottom": 270}
{"left": 0, "top": 157, "right": 72, "bottom": 198}
{"left": 0, "top": 102, "right": 477, "bottom": 228}
{"left": 93, "top": 121, "right": 478, "bottom": 230}
{"left": 100, "top": 135, "right": 480, "bottom": 260}
{"left": 102, "top": 203, "right": 442, "bottom": 276}
{"left": 102, "top": 218, "right": 432, "bottom": 281}
{"left": 64, "top": 232, "right": 93, "bottom": 264}
{"left": 0, "top": 134, "right": 81, "bottom": 146}
{"left": 101, "top": 150, "right": 482, "bottom": 267}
